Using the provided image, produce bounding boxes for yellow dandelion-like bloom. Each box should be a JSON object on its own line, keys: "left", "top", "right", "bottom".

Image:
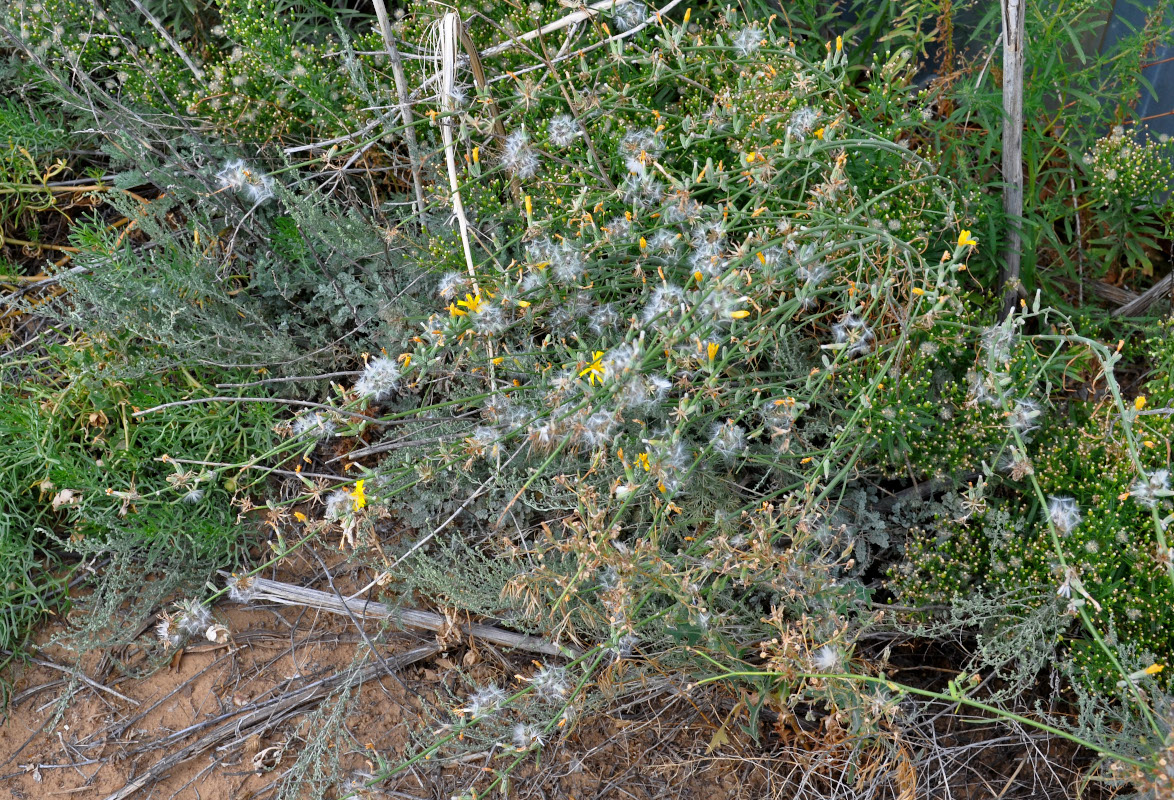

{"left": 579, "top": 351, "right": 606, "bottom": 385}
{"left": 349, "top": 479, "right": 367, "bottom": 510}
{"left": 957, "top": 229, "right": 977, "bottom": 248}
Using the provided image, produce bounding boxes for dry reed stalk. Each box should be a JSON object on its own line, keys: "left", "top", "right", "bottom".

{"left": 231, "top": 574, "right": 577, "bottom": 658}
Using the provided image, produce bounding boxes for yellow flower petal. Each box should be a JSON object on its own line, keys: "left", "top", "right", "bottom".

{"left": 349, "top": 479, "right": 367, "bottom": 510}
{"left": 730, "top": 309, "right": 750, "bottom": 319}
{"left": 957, "top": 229, "right": 977, "bottom": 247}
{"left": 1135, "top": 395, "right": 1147, "bottom": 411}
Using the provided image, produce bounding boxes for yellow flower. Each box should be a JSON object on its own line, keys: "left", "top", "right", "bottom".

{"left": 1144, "top": 664, "right": 1165, "bottom": 675}
{"left": 911, "top": 287, "right": 924, "bottom": 296}
{"left": 294, "top": 511, "right": 308, "bottom": 523}
{"left": 349, "top": 479, "right": 367, "bottom": 510}
{"left": 447, "top": 302, "right": 464, "bottom": 317}
{"left": 456, "top": 293, "right": 484, "bottom": 314}
{"left": 524, "top": 195, "right": 532, "bottom": 216}
{"left": 957, "top": 229, "right": 977, "bottom": 248}
{"left": 397, "top": 353, "right": 411, "bottom": 367}
{"left": 814, "top": 128, "right": 825, "bottom": 140}
{"left": 579, "top": 350, "right": 606, "bottom": 385}
{"left": 683, "top": 8, "right": 691, "bottom": 24}
{"left": 1135, "top": 395, "right": 1147, "bottom": 411}
{"left": 636, "top": 452, "right": 650, "bottom": 471}
{"left": 639, "top": 236, "right": 647, "bottom": 250}
{"left": 706, "top": 342, "right": 719, "bottom": 361}
{"left": 472, "top": 147, "right": 479, "bottom": 164}
{"left": 836, "top": 35, "right": 843, "bottom": 53}
{"left": 730, "top": 309, "right": 750, "bottom": 319}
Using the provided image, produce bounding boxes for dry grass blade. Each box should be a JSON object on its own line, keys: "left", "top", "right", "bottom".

{"left": 435, "top": 12, "right": 479, "bottom": 292}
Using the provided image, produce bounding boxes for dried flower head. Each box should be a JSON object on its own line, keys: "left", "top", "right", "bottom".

{"left": 174, "top": 598, "right": 212, "bottom": 637}
{"left": 226, "top": 573, "right": 258, "bottom": 604}
{"left": 156, "top": 612, "right": 183, "bottom": 648}
{"left": 1130, "top": 469, "right": 1171, "bottom": 508}
{"left": 216, "top": 159, "right": 275, "bottom": 203}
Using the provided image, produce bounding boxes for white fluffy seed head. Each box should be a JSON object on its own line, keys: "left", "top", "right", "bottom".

{"left": 1047, "top": 496, "right": 1082, "bottom": 536}
{"left": 710, "top": 420, "right": 747, "bottom": 462}
{"left": 512, "top": 723, "right": 544, "bottom": 749}
{"left": 529, "top": 664, "right": 570, "bottom": 703}
{"left": 156, "top": 613, "right": 183, "bottom": 648}
{"left": 175, "top": 598, "right": 212, "bottom": 637}
{"left": 547, "top": 114, "right": 581, "bottom": 147}
{"left": 1008, "top": 398, "right": 1041, "bottom": 435}
{"left": 226, "top": 574, "right": 258, "bottom": 604}
{"left": 354, "top": 356, "right": 401, "bottom": 401}
{"left": 437, "top": 271, "right": 467, "bottom": 300}
{"left": 1130, "top": 469, "right": 1171, "bottom": 508}
{"left": 611, "top": 1, "right": 647, "bottom": 31}
{"left": 216, "top": 158, "right": 274, "bottom": 203}
{"left": 733, "top": 25, "right": 763, "bottom": 57}
{"left": 460, "top": 684, "right": 507, "bottom": 718}
{"left": 812, "top": 645, "right": 841, "bottom": 672}
{"left": 786, "top": 107, "right": 819, "bottom": 140}
{"left": 502, "top": 129, "right": 539, "bottom": 179}
{"left": 831, "top": 315, "right": 875, "bottom": 357}
{"left": 291, "top": 411, "right": 337, "bottom": 439}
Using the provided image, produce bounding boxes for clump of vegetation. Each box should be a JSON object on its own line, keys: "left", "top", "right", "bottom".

{"left": 2, "top": 0, "right": 1173, "bottom": 797}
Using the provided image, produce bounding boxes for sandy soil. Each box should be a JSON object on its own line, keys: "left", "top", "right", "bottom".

{"left": 0, "top": 546, "right": 1098, "bottom": 800}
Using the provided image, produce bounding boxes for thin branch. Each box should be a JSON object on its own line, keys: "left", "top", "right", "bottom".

{"left": 372, "top": 0, "right": 427, "bottom": 225}
{"left": 131, "top": 396, "right": 387, "bottom": 425}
